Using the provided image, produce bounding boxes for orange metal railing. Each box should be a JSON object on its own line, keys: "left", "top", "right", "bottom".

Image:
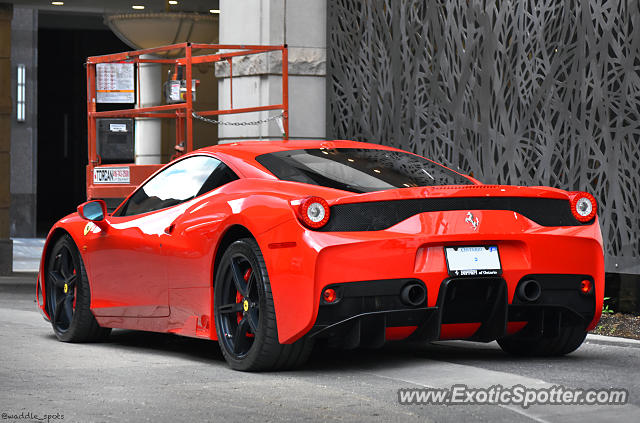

{"left": 85, "top": 42, "right": 289, "bottom": 205}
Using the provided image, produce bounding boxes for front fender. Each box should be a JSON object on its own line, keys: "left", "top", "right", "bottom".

{"left": 36, "top": 214, "right": 92, "bottom": 320}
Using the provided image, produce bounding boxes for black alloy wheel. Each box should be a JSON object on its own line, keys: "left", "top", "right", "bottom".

{"left": 498, "top": 324, "right": 588, "bottom": 356}
{"left": 213, "top": 238, "right": 314, "bottom": 371}
{"left": 45, "top": 235, "right": 111, "bottom": 342}
{"left": 216, "top": 253, "right": 261, "bottom": 357}
{"left": 47, "top": 241, "right": 78, "bottom": 333}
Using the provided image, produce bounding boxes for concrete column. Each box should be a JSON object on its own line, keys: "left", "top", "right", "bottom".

{"left": 217, "top": 0, "right": 326, "bottom": 142}
{"left": 9, "top": 6, "right": 37, "bottom": 238}
{"left": 0, "top": 3, "right": 13, "bottom": 274}
{"left": 135, "top": 54, "right": 162, "bottom": 164}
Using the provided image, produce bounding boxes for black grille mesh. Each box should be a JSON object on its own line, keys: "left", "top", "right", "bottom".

{"left": 319, "top": 197, "right": 589, "bottom": 232}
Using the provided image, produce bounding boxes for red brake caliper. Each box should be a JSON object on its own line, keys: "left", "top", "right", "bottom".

{"left": 236, "top": 268, "right": 252, "bottom": 326}
{"left": 72, "top": 269, "right": 77, "bottom": 309}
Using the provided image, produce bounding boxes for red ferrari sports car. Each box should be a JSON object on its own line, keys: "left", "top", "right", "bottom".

{"left": 37, "top": 140, "right": 603, "bottom": 371}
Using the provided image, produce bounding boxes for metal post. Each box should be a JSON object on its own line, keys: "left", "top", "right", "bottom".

{"left": 228, "top": 58, "right": 233, "bottom": 109}
{"left": 282, "top": 45, "right": 289, "bottom": 140}
{"left": 185, "top": 43, "right": 193, "bottom": 152}
{"left": 86, "top": 63, "right": 97, "bottom": 165}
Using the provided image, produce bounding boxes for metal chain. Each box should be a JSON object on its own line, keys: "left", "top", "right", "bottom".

{"left": 191, "top": 111, "right": 284, "bottom": 126}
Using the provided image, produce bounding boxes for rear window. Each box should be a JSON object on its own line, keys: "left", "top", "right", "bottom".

{"left": 255, "top": 148, "right": 473, "bottom": 193}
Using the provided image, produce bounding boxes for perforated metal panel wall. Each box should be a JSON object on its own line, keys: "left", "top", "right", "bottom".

{"left": 327, "top": 0, "right": 640, "bottom": 273}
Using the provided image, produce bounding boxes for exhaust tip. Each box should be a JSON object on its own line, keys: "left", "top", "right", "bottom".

{"left": 400, "top": 283, "right": 427, "bottom": 307}
{"left": 517, "top": 279, "right": 542, "bottom": 302}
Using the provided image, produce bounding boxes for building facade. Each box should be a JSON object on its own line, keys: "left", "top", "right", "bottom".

{"left": 326, "top": 0, "right": 640, "bottom": 274}
{"left": 1, "top": 0, "right": 638, "bottom": 278}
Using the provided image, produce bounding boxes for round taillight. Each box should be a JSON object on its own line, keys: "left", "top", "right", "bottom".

{"left": 570, "top": 192, "right": 597, "bottom": 222}
{"left": 323, "top": 288, "right": 337, "bottom": 303}
{"left": 298, "top": 196, "right": 330, "bottom": 229}
{"left": 580, "top": 279, "right": 593, "bottom": 295}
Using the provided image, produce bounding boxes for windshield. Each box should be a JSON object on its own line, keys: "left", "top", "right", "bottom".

{"left": 255, "top": 148, "right": 473, "bottom": 193}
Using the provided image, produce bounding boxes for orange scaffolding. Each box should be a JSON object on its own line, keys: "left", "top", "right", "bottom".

{"left": 85, "top": 42, "right": 289, "bottom": 207}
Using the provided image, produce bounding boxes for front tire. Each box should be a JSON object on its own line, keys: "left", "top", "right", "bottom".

{"left": 498, "top": 325, "right": 587, "bottom": 356}
{"left": 45, "top": 234, "right": 111, "bottom": 342}
{"left": 213, "top": 238, "right": 313, "bottom": 371}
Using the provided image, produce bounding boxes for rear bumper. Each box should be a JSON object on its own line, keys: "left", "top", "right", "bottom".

{"left": 258, "top": 210, "right": 604, "bottom": 344}
{"left": 309, "top": 275, "right": 596, "bottom": 348}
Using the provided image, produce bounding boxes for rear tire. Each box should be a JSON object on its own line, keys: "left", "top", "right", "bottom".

{"left": 213, "top": 238, "right": 313, "bottom": 371}
{"left": 45, "top": 234, "right": 111, "bottom": 342}
{"left": 498, "top": 325, "right": 587, "bottom": 356}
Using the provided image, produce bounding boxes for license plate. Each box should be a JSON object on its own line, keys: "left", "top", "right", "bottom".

{"left": 445, "top": 246, "right": 501, "bottom": 277}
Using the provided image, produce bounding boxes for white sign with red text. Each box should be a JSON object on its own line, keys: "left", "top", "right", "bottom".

{"left": 93, "top": 167, "right": 130, "bottom": 184}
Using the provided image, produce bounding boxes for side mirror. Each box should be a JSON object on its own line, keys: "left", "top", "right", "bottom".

{"left": 77, "top": 200, "right": 107, "bottom": 222}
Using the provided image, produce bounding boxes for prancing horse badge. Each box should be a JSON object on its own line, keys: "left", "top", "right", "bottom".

{"left": 465, "top": 212, "right": 479, "bottom": 230}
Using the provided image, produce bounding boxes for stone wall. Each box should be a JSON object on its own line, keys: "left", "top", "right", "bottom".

{"left": 9, "top": 6, "right": 37, "bottom": 238}
{"left": 0, "top": 3, "right": 12, "bottom": 274}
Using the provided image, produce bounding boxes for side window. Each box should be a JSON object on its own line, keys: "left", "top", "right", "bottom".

{"left": 117, "top": 156, "right": 238, "bottom": 216}
{"left": 196, "top": 162, "right": 239, "bottom": 196}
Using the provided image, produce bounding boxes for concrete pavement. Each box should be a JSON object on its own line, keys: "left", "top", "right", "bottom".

{"left": 1, "top": 274, "right": 639, "bottom": 422}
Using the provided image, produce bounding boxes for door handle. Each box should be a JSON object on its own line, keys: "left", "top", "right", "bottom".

{"left": 164, "top": 223, "right": 175, "bottom": 234}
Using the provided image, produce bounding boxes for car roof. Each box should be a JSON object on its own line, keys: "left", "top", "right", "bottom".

{"left": 196, "top": 140, "right": 408, "bottom": 179}
{"left": 201, "top": 139, "right": 401, "bottom": 156}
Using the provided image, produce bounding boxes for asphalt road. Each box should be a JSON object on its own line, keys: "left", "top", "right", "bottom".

{"left": 1, "top": 274, "right": 639, "bottom": 423}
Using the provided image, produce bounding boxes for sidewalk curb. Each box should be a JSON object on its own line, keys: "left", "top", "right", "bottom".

{"left": 0, "top": 273, "right": 38, "bottom": 286}
{"left": 585, "top": 333, "right": 640, "bottom": 348}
